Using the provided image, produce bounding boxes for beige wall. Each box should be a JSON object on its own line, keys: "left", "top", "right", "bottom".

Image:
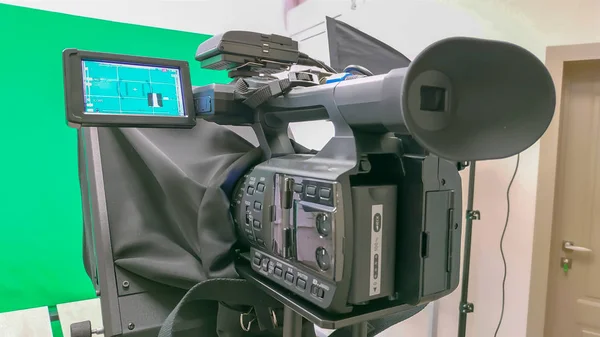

{"left": 447, "top": 2, "right": 600, "bottom": 337}
{"left": 429, "top": 1, "right": 600, "bottom": 336}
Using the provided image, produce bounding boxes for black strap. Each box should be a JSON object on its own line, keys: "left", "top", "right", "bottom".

{"left": 234, "top": 78, "right": 292, "bottom": 109}
{"left": 234, "top": 71, "right": 319, "bottom": 110}
{"left": 158, "top": 278, "right": 281, "bottom": 337}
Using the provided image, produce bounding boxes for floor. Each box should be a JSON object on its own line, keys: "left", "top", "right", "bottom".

{"left": 0, "top": 299, "right": 429, "bottom": 337}
{"left": 0, "top": 299, "right": 103, "bottom": 337}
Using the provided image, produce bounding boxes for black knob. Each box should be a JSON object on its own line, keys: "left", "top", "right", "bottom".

{"left": 316, "top": 213, "right": 331, "bottom": 237}
{"left": 70, "top": 321, "right": 92, "bottom": 337}
{"left": 316, "top": 247, "right": 331, "bottom": 271}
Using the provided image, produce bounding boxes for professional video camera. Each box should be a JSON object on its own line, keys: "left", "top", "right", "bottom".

{"left": 63, "top": 31, "right": 555, "bottom": 337}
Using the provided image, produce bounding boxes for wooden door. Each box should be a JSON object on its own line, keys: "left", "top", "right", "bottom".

{"left": 545, "top": 60, "right": 600, "bottom": 337}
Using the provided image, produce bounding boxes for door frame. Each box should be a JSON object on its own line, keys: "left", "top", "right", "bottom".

{"left": 527, "top": 42, "right": 600, "bottom": 337}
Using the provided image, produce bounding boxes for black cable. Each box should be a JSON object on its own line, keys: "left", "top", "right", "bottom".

{"left": 494, "top": 153, "right": 520, "bottom": 337}
{"left": 298, "top": 52, "right": 337, "bottom": 73}
{"left": 343, "top": 65, "right": 374, "bottom": 76}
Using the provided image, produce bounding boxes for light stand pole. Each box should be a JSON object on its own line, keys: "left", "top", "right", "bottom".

{"left": 458, "top": 161, "right": 479, "bottom": 337}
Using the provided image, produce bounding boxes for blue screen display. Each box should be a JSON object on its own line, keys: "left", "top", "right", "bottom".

{"left": 81, "top": 59, "right": 186, "bottom": 117}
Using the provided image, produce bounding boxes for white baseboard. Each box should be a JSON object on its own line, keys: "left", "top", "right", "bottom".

{"left": 0, "top": 306, "right": 52, "bottom": 337}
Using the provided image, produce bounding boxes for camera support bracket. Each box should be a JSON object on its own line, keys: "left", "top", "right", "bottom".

{"left": 458, "top": 161, "right": 478, "bottom": 337}
{"left": 236, "top": 258, "right": 425, "bottom": 337}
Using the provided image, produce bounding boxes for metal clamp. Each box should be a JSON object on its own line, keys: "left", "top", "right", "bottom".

{"left": 271, "top": 309, "right": 279, "bottom": 328}
{"left": 461, "top": 302, "right": 475, "bottom": 313}
{"left": 288, "top": 71, "right": 320, "bottom": 87}
{"left": 457, "top": 161, "right": 470, "bottom": 170}
{"left": 240, "top": 308, "right": 256, "bottom": 332}
{"left": 466, "top": 210, "right": 481, "bottom": 220}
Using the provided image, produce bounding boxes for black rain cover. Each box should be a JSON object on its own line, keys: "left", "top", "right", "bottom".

{"left": 80, "top": 122, "right": 324, "bottom": 337}
{"left": 85, "top": 122, "right": 260, "bottom": 289}
{"left": 326, "top": 16, "right": 411, "bottom": 74}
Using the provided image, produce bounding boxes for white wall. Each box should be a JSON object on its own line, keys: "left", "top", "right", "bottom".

{"left": 3, "top": 1, "right": 600, "bottom": 336}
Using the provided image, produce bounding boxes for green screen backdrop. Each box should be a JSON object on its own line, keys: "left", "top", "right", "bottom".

{"left": 0, "top": 4, "right": 229, "bottom": 313}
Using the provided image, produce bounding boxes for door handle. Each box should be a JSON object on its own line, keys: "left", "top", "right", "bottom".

{"left": 563, "top": 241, "right": 593, "bottom": 253}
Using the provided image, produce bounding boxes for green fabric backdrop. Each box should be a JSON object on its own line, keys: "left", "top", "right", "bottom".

{"left": 0, "top": 4, "right": 229, "bottom": 313}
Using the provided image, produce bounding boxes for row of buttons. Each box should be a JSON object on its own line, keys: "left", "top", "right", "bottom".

{"left": 281, "top": 270, "right": 307, "bottom": 290}
{"left": 254, "top": 254, "right": 272, "bottom": 272}
{"left": 244, "top": 179, "right": 265, "bottom": 248}
{"left": 294, "top": 184, "right": 331, "bottom": 199}
{"left": 246, "top": 229, "right": 264, "bottom": 246}
{"left": 254, "top": 255, "right": 310, "bottom": 291}
{"left": 247, "top": 183, "right": 266, "bottom": 195}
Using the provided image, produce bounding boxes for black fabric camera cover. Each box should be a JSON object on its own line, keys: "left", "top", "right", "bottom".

{"left": 85, "top": 122, "right": 260, "bottom": 288}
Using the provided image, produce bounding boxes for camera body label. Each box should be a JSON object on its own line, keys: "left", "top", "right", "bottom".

{"left": 370, "top": 204, "right": 383, "bottom": 296}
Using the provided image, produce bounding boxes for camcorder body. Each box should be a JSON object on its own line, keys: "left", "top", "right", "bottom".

{"left": 230, "top": 143, "right": 462, "bottom": 314}
{"left": 62, "top": 30, "right": 555, "bottom": 336}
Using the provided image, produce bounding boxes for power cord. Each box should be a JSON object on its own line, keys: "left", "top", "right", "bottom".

{"left": 494, "top": 153, "right": 520, "bottom": 337}
{"left": 298, "top": 52, "right": 337, "bottom": 73}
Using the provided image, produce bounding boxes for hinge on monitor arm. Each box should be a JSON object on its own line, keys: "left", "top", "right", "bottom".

{"left": 466, "top": 210, "right": 481, "bottom": 220}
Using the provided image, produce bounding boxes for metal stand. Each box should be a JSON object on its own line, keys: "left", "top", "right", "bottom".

{"left": 283, "top": 306, "right": 303, "bottom": 337}
{"left": 458, "top": 161, "right": 478, "bottom": 337}
{"left": 281, "top": 308, "right": 369, "bottom": 337}
{"left": 237, "top": 259, "right": 424, "bottom": 337}
{"left": 351, "top": 322, "right": 368, "bottom": 337}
